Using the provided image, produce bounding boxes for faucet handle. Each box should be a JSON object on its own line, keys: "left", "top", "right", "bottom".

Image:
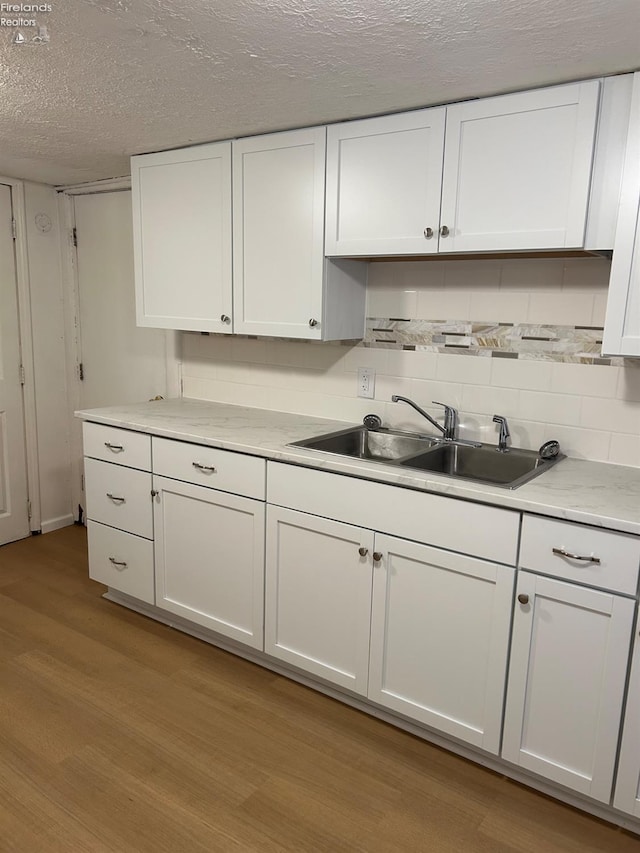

{"left": 432, "top": 401, "right": 458, "bottom": 440}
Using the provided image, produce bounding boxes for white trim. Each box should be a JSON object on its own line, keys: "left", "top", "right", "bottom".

{"left": 57, "top": 176, "right": 131, "bottom": 195}
{"left": 0, "top": 175, "right": 42, "bottom": 533}
{"left": 57, "top": 191, "right": 84, "bottom": 520}
{"left": 41, "top": 513, "right": 75, "bottom": 535}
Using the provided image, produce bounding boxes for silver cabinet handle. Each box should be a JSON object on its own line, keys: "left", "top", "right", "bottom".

{"left": 108, "top": 557, "right": 128, "bottom": 568}
{"left": 372, "top": 552, "right": 383, "bottom": 562}
{"left": 552, "top": 547, "right": 601, "bottom": 565}
{"left": 517, "top": 593, "right": 529, "bottom": 605}
{"left": 192, "top": 462, "right": 216, "bottom": 473}
{"left": 440, "top": 225, "right": 450, "bottom": 237}
{"left": 358, "top": 547, "right": 368, "bottom": 557}
{"left": 106, "top": 493, "right": 126, "bottom": 503}
{"left": 104, "top": 442, "right": 124, "bottom": 452}
{"left": 309, "top": 318, "right": 318, "bottom": 327}
{"left": 424, "top": 227, "right": 434, "bottom": 239}
{"left": 220, "top": 314, "right": 231, "bottom": 324}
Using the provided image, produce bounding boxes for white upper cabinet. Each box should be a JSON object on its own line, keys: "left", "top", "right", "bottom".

{"left": 132, "top": 143, "right": 233, "bottom": 332}
{"left": 325, "top": 80, "right": 601, "bottom": 256}
{"left": 603, "top": 72, "right": 640, "bottom": 357}
{"left": 325, "top": 108, "right": 446, "bottom": 256}
{"left": 233, "top": 128, "right": 367, "bottom": 340}
{"left": 441, "top": 81, "right": 600, "bottom": 252}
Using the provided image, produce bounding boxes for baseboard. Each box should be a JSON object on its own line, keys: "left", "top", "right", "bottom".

{"left": 40, "top": 514, "right": 75, "bottom": 534}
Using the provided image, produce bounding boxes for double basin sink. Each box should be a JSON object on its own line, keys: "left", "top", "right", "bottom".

{"left": 290, "top": 426, "right": 564, "bottom": 489}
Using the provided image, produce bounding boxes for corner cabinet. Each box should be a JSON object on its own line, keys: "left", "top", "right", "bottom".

{"left": 326, "top": 80, "right": 601, "bottom": 255}
{"left": 131, "top": 143, "right": 233, "bottom": 333}
{"left": 603, "top": 71, "right": 640, "bottom": 357}
{"left": 232, "top": 128, "right": 366, "bottom": 340}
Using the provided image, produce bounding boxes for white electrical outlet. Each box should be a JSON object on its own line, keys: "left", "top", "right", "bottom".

{"left": 357, "top": 367, "right": 375, "bottom": 399}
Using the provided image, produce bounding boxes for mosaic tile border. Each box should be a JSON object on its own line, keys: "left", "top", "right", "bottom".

{"left": 363, "top": 319, "right": 625, "bottom": 365}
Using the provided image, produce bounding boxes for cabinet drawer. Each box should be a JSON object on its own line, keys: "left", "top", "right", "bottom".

{"left": 83, "top": 422, "right": 151, "bottom": 471}
{"left": 84, "top": 458, "right": 153, "bottom": 538}
{"left": 87, "top": 520, "right": 154, "bottom": 604}
{"left": 267, "top": 462, "right": 519, "bottom": 565}
{"left": 152, "top": 437, "right": 266, "bottom": 500}
{"left": 520, "top": 515, "right": 640, "bottom": 595}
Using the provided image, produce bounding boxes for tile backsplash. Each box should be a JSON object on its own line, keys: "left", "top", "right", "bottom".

{"left": 181, "top": 257, "right": 640, "bottom": 467}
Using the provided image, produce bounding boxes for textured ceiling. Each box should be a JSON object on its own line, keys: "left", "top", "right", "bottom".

{"left": 0, "top": 0, "right": 639, "bottom": 186}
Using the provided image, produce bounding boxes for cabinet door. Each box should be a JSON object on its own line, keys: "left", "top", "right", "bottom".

{"left": 153, "top": 476, "right": 265, "bottom": 650}
{"left": 265, "top": 506, "right": 374, "bottom": 694}
{"left": 325, "top": 109, "right": 446, "bottom": 256}
{"left": 440, "top": 81, "right": 600, "bottom": 252}
{"left": 603, "top": 72, "right": 640, "bottom": 357}
{"left": 368, "top": 535, "right": 514, "bottom": 754}
{"left": 614, "top": 628, "right": 640, "bottom": 815}
{"left": 502, "top": 572, "right": 634, "bottom": 802}
{"left": 233, "top": 127, "right": 326, "bottom": 339}
{"left": 132, "top": 143, "right": 233, "bottom": 332}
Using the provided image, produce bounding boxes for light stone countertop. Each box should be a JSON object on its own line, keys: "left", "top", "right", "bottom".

{"left": 75, "top": 397, "right": 640, "bottom": 536}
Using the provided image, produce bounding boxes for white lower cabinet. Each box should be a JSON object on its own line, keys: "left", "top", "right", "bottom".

{"left": 153, "top": 475, "right": 265, "bottom": 650}
{"left": 87, "top": 520, "right": 155, "bottom": 605}
{"left": 614, "top": 630, "right": 640, "bottom": 816}
{"left": 502, "top": 572, "right": 635, "bottom": 803}
{"left": 368, "top": 535, "right": 514, "bottom": 754}
{"left": 265, "top": 505, "right": 374, "bottom": 694}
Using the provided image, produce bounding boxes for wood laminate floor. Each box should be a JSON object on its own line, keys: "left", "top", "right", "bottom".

{"left": 1, "top": 525, "right": 639, "bottom": 852}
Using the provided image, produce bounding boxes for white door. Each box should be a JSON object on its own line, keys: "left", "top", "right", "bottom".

{"left": 368, "top": 535, "right": 514, "bottom": 754}
{"left": 154, "top": 476, "right": 265, "bottom": 650}
{"left": 440, "top": 81, "right": 600, "bottom": 252}
{"left": 325, "top": 108, "right": 446, "bottom": 256}
{"left": 614, "top": 629, "right": 640, "bottom": 815}
{"left": 131, "top": 143, "right": 233, "bottom": 332}
{"left": 74, "top": 191, "right": 169, "bottom": 410}
{"left": 233, "top": 127, "right": 326, "bottom": 339}
{"left": 502, "top": 572, "right": 634, "bottom": 803}
{"left": 265, "top": 505, "right": 374, "bottom": 694}
{"left": 0, "top": 184, "right": 30, "bottom": 545}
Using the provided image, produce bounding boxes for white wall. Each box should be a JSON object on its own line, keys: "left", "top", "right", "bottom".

{"left": 24, "top": 181, "right": 73, "bottom": 531}
{"left": 181, "top": 257, "right": 640, "bottom": 467}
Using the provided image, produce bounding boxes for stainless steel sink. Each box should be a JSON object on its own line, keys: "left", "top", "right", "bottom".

{"left": 290, "top": 426, "right": 439, "bottom": 462}
{"left": 398, "top": 442, "right": 565, "bottom": 488}
{"left": 290, "top": 426, "right": 565, "bottom": 488}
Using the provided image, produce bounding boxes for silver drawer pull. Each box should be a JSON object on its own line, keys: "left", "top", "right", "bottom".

{"left": 192, "top": 462, "right": 216, "bottom": 473}
{"left": 106, "top": 493, "right": 126, "bottom": 503}
{"left": 104, "top": 442, "right": 124, "bottom": 452}
{"left": 108, "top": 557, "right": 128, "bottom": 569}
{"left": 552, "top": 547, "right": 601, "bottom": 565}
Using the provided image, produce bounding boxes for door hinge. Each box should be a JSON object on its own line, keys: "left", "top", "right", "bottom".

{"left": 78, "top": 362, "right": 84, "bottom": 381}
{"left": 19, "top": 364, "right": 25, "bottom": 385}
{"left": 27, "top": 499, "right": 32, "bottom": 520}
{"left": 72, "top": 227, "right": 78, "bottom": 248}
{"left": 11, "top": 218, "right": 16, "bottom": 240}
{"left": 81, "top": 473, "right": 84, "bottom": 492}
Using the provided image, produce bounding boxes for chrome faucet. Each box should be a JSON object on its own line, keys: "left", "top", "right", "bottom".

{"left": 391, "top": 395, "right": 458, "bottom": 440}
{"left": 493, "top": 414, "right": 511, "bottom": 452}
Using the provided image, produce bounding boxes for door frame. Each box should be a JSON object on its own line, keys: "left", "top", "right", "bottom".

{"left": 0, "top": 175, "right": 41, "bottom": 533}
{"left": 57, "top": 178, "right": 182, "bottom": 520}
